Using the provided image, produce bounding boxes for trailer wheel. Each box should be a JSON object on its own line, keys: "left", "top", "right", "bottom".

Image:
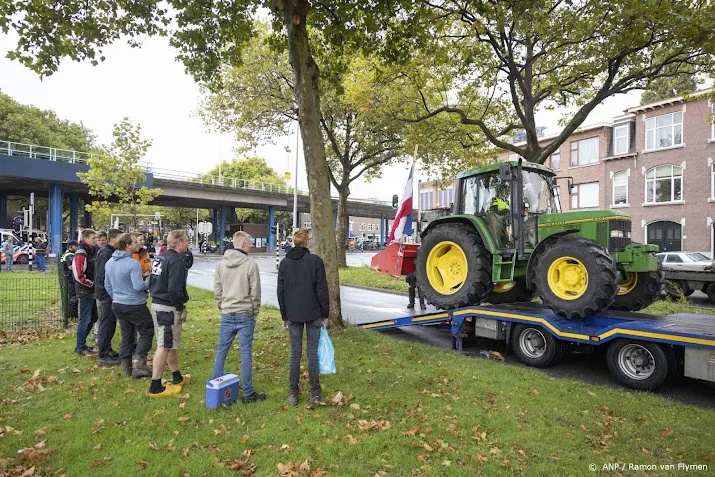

{"left": 486, "top": 279, "right": 533, "bottom": 305}
{"left": 511, "top": 324, "right": 559, "bottom": 368}
{"left": 606, "top": 339, "right": 673, "bottom": 390}
{"left": 416, "top": 223, "right": 492, "bottom": 309}
{"left": 610, "top": 270, "right": 665, "bottom": 311}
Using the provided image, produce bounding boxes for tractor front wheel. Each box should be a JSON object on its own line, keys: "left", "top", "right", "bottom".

{"left": 531, "top": 237, "right": 618, "bottom": 319}
{"left": 416, "top": 223, "right": 492, "bottom": 309}
{"left": 610, "top": 269, "right": 664, "bottom": 312}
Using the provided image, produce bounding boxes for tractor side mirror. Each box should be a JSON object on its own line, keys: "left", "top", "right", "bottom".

{"left": 499, "top": 164, "right": 513, "bottom": 181}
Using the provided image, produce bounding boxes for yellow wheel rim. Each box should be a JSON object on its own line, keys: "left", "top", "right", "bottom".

{"left": 547, "top": 256, "right": 588, "bottom": 301}
{"left": 494, "top": 281, "right": 517, "bottom": 293}
{"left": 617, "top": 272, "right": 638, "bottom": 296}
{"left": 426, "top": 241, "right": 468, "bottom": 295}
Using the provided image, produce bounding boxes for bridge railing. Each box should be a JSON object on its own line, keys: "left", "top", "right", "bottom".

{"left": 0, "top": 139, "right": 100, "bottom": 164}
{"left": 1, "top": 139, "right": 392, "bottom": 206}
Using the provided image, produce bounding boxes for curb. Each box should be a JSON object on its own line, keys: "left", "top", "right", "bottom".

{"left": 339, "top": 283, "right": 409, "bottom": 297}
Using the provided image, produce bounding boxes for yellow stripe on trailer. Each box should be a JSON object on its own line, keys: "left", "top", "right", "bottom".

{"left": 362, "top": 321, "right": 395, "bottom": 329}
{"left": 598, "top": 328, "right": 715, "bottom": 347}
{"left": 412, "top": 313, "right": 449, "bottom": 322}
{"left": 454, "top": 309, "right": 591, "bottom": 340}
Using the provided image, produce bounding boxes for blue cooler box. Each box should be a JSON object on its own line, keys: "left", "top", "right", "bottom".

{"left": 206, "top": 374, "right": 240, "bottom": 409}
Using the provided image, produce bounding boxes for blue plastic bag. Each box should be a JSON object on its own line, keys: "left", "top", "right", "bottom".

{"left": 318, "top": 326, "right": 336, "bottom": 374}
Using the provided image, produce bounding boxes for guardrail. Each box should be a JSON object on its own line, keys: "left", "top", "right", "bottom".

{"left": 1, "top": 139, "right": 392, "bottom": 206}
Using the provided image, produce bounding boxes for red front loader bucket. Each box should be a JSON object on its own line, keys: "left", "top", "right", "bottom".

{"left": 370, "top": 242, "right": 420, "bottom": 278}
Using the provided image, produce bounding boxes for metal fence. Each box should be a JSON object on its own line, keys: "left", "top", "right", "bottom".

{"left": 0, "top": 263, "right": 66, "bottom": 331}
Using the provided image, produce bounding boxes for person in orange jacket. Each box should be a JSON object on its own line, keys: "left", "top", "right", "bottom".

{"left": 132, "top": 233, "right": 151, "bottom": 277}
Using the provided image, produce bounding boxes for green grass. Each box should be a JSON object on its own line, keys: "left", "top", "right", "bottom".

{"left": 0, "top": 272, "right": 62, "bottom": 330}
{"left": 339, "top": 266, "right": 408, "bottom": 292}
{"left": 1, "top": 287, "right": 714, "bottom": 476}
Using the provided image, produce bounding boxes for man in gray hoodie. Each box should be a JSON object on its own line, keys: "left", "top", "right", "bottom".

{"left": 104, "top": 233, "right": 154, "bottom": 378}
{"left": 213, "top": 231, "right": 265, "bottom": 403}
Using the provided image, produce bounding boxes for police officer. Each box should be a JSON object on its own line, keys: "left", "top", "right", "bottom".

{"left": 406, "top": 272, "right": 426, "bottom": 310}
{"left": 60, "top": 241, "right": 79, "bottom": 319}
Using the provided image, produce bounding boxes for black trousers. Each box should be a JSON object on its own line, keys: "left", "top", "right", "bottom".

{"left": 406, "top": 274, "right": 425, "bottom": 306}
{"left": 288, "top": 318, "right": 322, "bottom": 396}
{"left": 112, "top": 303, "right": 155, "bottom": 360}
{"left": 97, "top": 298, "right": 117, "bottom": 358}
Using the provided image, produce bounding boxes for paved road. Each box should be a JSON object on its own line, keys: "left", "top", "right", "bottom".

{"left": 188, "top": 255, "right": 715, "bottom": 409}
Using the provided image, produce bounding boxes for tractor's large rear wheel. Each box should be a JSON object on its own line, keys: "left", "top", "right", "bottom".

{"left": 416, "top": 223, "right": 492, "bottom": 309}
{"left": 610, "top": 269, "right": 664, "bottom": 312}
{"left": 531, "top": 237, "right": 618, "bottom": 319}
{"left": 486, "top": 279, "right": 533, "bottom": 305}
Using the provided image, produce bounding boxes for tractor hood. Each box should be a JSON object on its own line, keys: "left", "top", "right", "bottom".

{"left": 537, "top": 209, "right": 630, "bottom": 228}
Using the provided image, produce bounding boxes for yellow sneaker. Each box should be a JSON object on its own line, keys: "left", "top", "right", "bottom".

{"left": 173, "top": 374, "right": 190, "bottom": 387}
{"left": 148, "top": 384, "right": 182, "bottom": 398}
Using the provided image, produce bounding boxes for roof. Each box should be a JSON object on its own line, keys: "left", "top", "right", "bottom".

{"left": 626, "top": 88, "right": 713, "bottom": 114}
{"left": 457, "top": 160, "right": 555, "bottom": 179}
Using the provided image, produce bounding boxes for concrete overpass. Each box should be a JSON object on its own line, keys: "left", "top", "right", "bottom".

{"left": 0, "top": 144, "right": 415, "bottom": 252}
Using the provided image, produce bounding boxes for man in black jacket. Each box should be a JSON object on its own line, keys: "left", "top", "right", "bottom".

{"left": 148, "top": 230, "right": 190, "bottom": 398}
{"left": 277, "top": 229, "right": 329, "bottom": 406}
{"left": 95, "top": 229, "right": 122, "bottom": 366}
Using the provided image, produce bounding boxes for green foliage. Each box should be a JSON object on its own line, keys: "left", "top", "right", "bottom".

{"left": 640, "top": 64, "right": 702, "bottom": 104}
{"left": 77, "top": 118, "right": 161, "bottom": 225}
{"left": 0, "top": 92, "right": 95, "bottom": 150}
{"left": 395, "top": 0, "right": 715, "bottom": 164}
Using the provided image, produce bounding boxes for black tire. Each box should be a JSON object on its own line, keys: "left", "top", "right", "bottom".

{"left": 485, "top": 279, "right": 533, "bottom": 305}
{"left": 415, "top": 223, "right": 492, "bottom": 310}
{"left": 550, "top": 340, "right": 569, "bottom": 366}
{"left": 610, "top": 270, "right": 665, "bottom": 312}
{"left": 706, "top": 283, "right": 715, "bottom": 304}
{"left": 511, "top": 324, "right": 559, "bottom": 368}
{"left": 606, "top": 339, "right": 673, "bottom": 390}
{"left": 530, "top": 237, "right": 618, "bottom": 319}
{"left": 17, "top": 254, "right": 28, "bottom": 264}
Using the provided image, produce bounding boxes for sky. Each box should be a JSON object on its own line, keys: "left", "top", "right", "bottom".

{"left": 0, "top": 32, "right": 645, "bottom": 201}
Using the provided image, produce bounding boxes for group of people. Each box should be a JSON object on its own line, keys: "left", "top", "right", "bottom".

{"left": 69, "top": 228, "right": 193, "bottom": 397}
{"left": 2, "top": 235, "right": 48, "bottom": 272}
{"left": 214, "top": 228, "right": 329, "bottom": 405}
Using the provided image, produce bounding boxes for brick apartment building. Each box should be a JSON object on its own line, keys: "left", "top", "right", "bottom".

{"left": 418, "top": 89, "right": 715, "bottom": 254}
{"left": 299, "top": 212, "right": 392, "bottom": 241}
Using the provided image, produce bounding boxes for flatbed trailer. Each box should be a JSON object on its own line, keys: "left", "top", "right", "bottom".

{"left": 360, "top": 303, "right": 715, "bottom": 391}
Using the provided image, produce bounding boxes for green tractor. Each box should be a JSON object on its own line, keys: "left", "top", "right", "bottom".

{"left": 415, "top": 160, "right": 663, "bottom": 319}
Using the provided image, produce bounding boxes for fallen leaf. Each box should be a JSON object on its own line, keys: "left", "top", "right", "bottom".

{"left": 345, "top": 435, "right": 358, "bottom": 445}
{"left": 138, "top": 460, "right": 149, "bottom": 469}
{"left": 242, "top": 449, "right": 256, "bottom": 458}
{"left": 423, "top": 444, "right": 434, "bottom": 452}
{"left": 177, "top": 417, "right": 191, "bottom": 424}
{"left": 332, "top": 392, "right": 343, "bottom": 404}
{"left": 33, "top": 428, "right": 46, "bottom": 438}
{"left": 642, "top": 447, "right": 653, "bottom": 456}
{"left": 92, "top": 457, "right": 113, "bottom": 467}
{"left": 94, "top": 444, "right": 102, "bottom": 450}
{"left": 296, "top": 414, "right": 303, "bottom": 424}
{"left": 702, "top": 455, "right": 712, "bottom": 462}
{"left": 63, "top": 413, "right": 73, "bottom": 420}
{"left": 489, "top": 446, "right": 501, "bottom": 454}
{"left": 33, "top": 441, "right": 46, "bottom": 449}
{"left": 182, "top": 448, "right": 190, "bottom": 458}
{"left": 660, "top": 429, "right": 673, "bottom": 438}
{"left": 478, "top": 455, "right": 488, "bottom": 463}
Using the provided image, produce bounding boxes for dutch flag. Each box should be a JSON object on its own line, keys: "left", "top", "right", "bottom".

{"left": 388, "top": 162, "right": 415, "bottom": 243}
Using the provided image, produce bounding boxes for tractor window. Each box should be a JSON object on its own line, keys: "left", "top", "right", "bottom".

{"left": 460, "top": 176, "right": 479, "bottom": 215}
{"left": 477, "top": 175, "right": 511, "bottom": 214}
{"left": 522, "top": 170, "right": 557, "bottom": 214}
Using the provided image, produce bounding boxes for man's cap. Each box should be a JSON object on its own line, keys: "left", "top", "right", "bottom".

{"left": 67, "top": 240, "right": 79, "bottom": 248}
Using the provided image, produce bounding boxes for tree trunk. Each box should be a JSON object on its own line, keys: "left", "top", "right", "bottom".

{"left": 335, "top": 187, "right": 348, "bottom": 268}
{"left": 279, "top": 0, "right": 343, "bottom": 327}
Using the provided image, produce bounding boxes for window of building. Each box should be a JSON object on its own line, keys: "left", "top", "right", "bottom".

{"left": 550, "top": 153, "right": 560, "bottom": 170}
{"left": 645, "top": 111, "right": 683, "bottom": 150}
{"left": 359, "top": 223, "right": 366, "bottom": 231}
{"left": 571, "top": 182, "right": 599, "bottom": 209}
{"left": 612, "top": 172, "right": 628, "bottom": 205}
{"left": 508, "top": 153, "right": 519, "bottom": 161}
{"left": 570, "top": 137, "right": 599, "bottom": 166}
{"left": 303, "top": 220, "right": 312, "bottom": 229}
{"left": 711, "top": 103, "right": 715, "bottom": 140}
{"left": 367, "top": 224, "right": 376, "bottom": 232}
{"left": 613, "top": 124, "right": 630, "bottom": 155}
{"left": 437, "top": 188, "right": 453, "bottom": 207}
{"left": 645, "top": 164, "right": 683, "bottom": 203}
{"left": 712, "top": 163, "right": 715, "bottom": 199}
{"left": 349, "top": 221, "right": 354, "bottom": 231}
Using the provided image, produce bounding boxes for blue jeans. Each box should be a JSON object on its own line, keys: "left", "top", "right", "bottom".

{"left": 213, "top": 312, "right": 255, "bottom": 397}
{"left": 36, "top": 254, "right": 46, "bottom": 272}
{"left": 4, "top": 255, "right": 11, "bottom": 271}
{"left": 76, "top": 291, "right": 98, "bottom": 352}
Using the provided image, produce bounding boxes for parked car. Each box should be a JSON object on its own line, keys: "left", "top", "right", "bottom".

{"left": 656, "top": 252, "right": 715, "bottom": 272}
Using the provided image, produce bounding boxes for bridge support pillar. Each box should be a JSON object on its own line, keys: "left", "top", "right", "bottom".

{"left": 268, "top": 206, "right": 275, "bottom": 251}
{"left": 0, "top": 192, "right": 6, "bottom": 229}
{"left": 230, "top": 208, "right": 237, "bottom": 225}
{"left": 380, "top": 215, "right": 386, "bottom": 245}
{"left": 48, "top": 183, "right": 63, "bottom": 256}
{"left": 83, "top": 207, "right": 92, "bottom": 229}
{"left": 69, "top": 193, "right": 79, "bottom": 242}
{"left": 219, "top": 204, "right": 226, "bottom": 254}
{"left": 212, "top": 208, "right": 219, "bottom": 243}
